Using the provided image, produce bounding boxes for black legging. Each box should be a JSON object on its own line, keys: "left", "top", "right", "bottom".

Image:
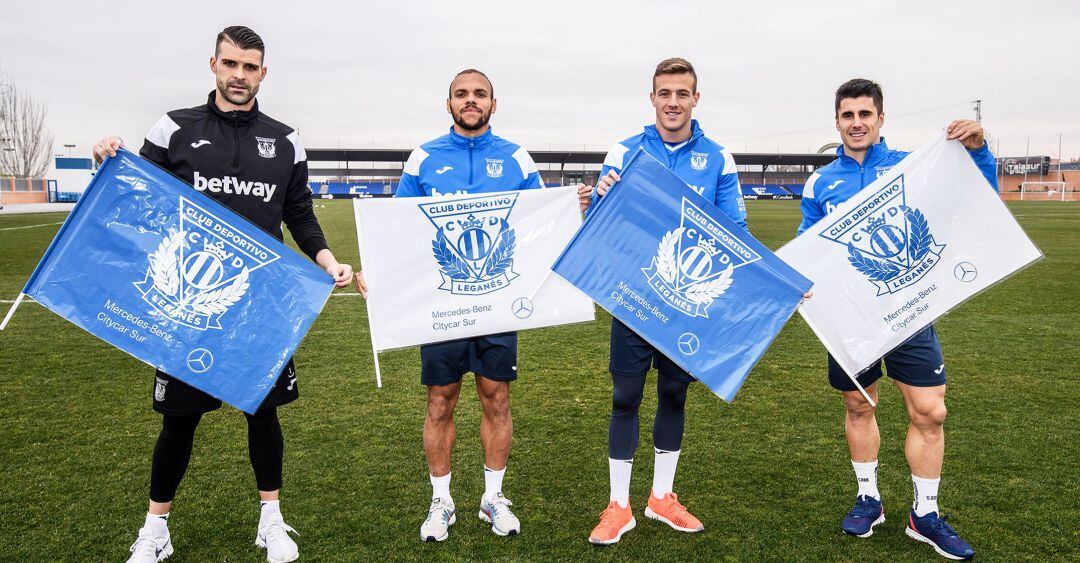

{"left": 608, "top": 373, "right": 690, "bottom": 460}
{"left": 149, "top": 408, "right": 284, "bottom": 503}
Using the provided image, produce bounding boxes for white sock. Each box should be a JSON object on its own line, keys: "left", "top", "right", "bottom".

{"left": 852, "top": 460, "right": 880, "bottom": 500}
{"left": 912, "top": 475, "right": 940, "bottom": 516}
{"left": 144, "top": 512, "right": 169, "bottom": 535}
{"left": 430, "top": 472, "right": 452, "bottom": 503}
{"left": 608, "top": 458, "right": 633, "bottom": 508}
{"left": 260, "top": 499, "right": 280, "bottom": 515}
{"left": 651, "top": 448, "right": 681, "bottom": 498}
{"left": 483, "top": 465, "right": 505, "bottom": 499}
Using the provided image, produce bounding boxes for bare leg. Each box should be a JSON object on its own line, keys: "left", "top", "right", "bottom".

{"left": 475, "top": 376, "right": 512, "bottom": 471}
{"left": 424, "top": 382, "right": 462, "bottom": 477}
{"left": 843, "top": 383, "right": 880, "bottom": 463}
{"left": 896, "top": 382, "right": 947, "bottom": 478}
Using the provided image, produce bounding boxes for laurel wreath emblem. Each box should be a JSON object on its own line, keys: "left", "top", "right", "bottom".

{"left": 433, "top": 229, "right": 473, "bottom": 280}
{"left": 147, "top": 230, "right": 250, "bottom": 316}
{"left": 185, "top": 267, "right": 249, "bottom": 315}
{"left": 847, "top": 242, "right": 901, "bottom": 281}
{"left": 149, "top": 231, "right": 182, "bottom": 297}
{"left": 654, "top": 226, "right": 733, "bottom": 305}
{"left": 482, "top": 220, "right": 516, "bottom": 278}
{"left": 847, "top": 206, "right": 936, "bottom": 283}
{"left": 901, "top": 205, "right": 932, "bottom": 261}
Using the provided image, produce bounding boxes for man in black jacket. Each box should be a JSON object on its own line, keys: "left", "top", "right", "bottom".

{"left": 94, "top": 26, "right": 352, "bottom": 563}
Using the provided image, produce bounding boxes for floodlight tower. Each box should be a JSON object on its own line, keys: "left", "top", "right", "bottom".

{"left": 972, "top": 100, "right": 982, "bottom": 124}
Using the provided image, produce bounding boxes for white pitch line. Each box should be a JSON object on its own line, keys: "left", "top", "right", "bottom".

{"left": 0, "top": 292, "right": 363, "bottom": 303}
{"left": 0, "top": 222, "right": 64, "bottom": 232}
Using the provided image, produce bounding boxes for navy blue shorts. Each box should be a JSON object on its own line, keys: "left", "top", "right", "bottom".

{"left": 828, "top": 326, "right": 947, "bottom": 392}
{"left": 609, "top": 318, "right": 695, "bottom": 383}
{"left": 420, "top": 332, "right": 518, "bottom": 387}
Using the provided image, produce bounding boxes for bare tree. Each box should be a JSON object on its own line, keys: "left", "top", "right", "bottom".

{"left": 0, "top": 74, "right": 54, "bottom": 178}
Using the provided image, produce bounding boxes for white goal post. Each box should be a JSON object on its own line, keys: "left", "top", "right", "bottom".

{"left": 1019, "top": 181, "right": 1072, "bottom": 201}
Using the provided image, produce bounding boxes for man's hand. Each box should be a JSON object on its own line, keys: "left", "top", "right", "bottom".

{"left": 799, "top": 289, "right": 813, "bottom": 305}
{"left": 595, "top": 170, "right": 621, "bottom": 197}
{"left": 354, "top": 271, "right": 368, "bottom": 299}
{"left": 326, "top": 262, "right": 353, "bottom": 288}
{"left": 946, "top": 119, "right": 985, "bottom": 150}
{"left": 314, "top": 249, "right": 353, "bottom": 288}
{"left": 576, "top": 183, "right": 593, "bottom": 212}
{"left": 92, "top": 136, "right": 124, "bottom": 164}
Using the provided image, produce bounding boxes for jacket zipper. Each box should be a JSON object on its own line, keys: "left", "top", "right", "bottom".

{"left": 231, "top": 111, "right": 240, "bottom": 168}
{"left": 468, "top": 140, "right": 474, "bottom": 186}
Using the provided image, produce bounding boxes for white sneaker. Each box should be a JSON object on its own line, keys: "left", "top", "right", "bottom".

{"left": 255, "top": 512, "right": 299, "bottom": 563}
{"left": 127, "top": 525, "right": 173, "bottom": 562}
{"left": 479, "top": 492, "right": 521, "bottom": 536}
{"left": 420, "top": 497, "right": 457, "bottom": 542}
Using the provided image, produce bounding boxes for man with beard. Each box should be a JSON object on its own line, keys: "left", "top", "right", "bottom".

{"left": 580, "top": 58, "right": 747, "bottom": 546}
{"left": 355, "top": 69, "right": 550, "bottom": 542}
{"left": 93, "top": 26, "right": 353, "bottom": 563}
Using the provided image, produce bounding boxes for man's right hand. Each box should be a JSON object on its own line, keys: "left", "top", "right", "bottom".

{"left": 92, "top": 136, "right": 124, "bottom": 164}
{"left": 354, "top": 271, "right": 368, "bottom": 299}
{"left": 595, "top": 170, "right": 621, "bottom": 197}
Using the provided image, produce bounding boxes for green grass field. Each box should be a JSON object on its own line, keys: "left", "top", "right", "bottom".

{"left": 0, "top": 200, "right": 1077, "bottom": 562}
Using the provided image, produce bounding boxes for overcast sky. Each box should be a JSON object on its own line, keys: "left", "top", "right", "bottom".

{"left": 2, "top": 0, "right": 1078, "bottom": 162}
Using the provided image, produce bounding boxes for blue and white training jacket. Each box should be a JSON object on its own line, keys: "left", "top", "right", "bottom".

{"left": 396, "top": 127, "right": 544, "bottom": 198}
{"left": 797, "top": 138, "right": 998, "bottom": 234}
{"left": 590, "top": 119, "right": 747, "bottom": 231}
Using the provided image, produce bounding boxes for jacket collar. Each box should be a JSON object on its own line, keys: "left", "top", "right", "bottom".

{"left": 206, "top": 91, "right": 260, "bottom": 124}
{"left": 643, "top": 119, "right": 704, "bottom": 146}
{"left": 448, "top": 126, "right": 494, "bottom": 149}
{"left": 837, "top": 137, "right": 889, "bottom": 166}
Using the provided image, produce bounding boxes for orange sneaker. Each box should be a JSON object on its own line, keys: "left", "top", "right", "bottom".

{"left": 588, "top": 501, "right": 636, "bottom": 545}
{"left": 645, "top": 492, "right": 704, "bottom": 532}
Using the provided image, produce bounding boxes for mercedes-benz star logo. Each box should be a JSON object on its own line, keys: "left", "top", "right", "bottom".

{"left": 186, "top": 348, "right": 214, "bottom": 373}
{"left": 677, "top": 332, "right": 700, "bottom": 356}
{"left": 954, "top": 262, "right": 977, "bottom": 282}
{"left": 511, "top": 297, "right": 534, "bottom": 319}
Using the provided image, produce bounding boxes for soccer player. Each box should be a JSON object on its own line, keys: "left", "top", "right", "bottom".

{"left": 797, "top": 78, "right": 996, "bottom": 560}
{"left": 354, "top": 69, "right": 558, "bottom": 542}
{"left": 93, "top": 26, "right": 353, "bottom": 563}
{"left": 580, "top": 58, "right": 747, "bottom": 546}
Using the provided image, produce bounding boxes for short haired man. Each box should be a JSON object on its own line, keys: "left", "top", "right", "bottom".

{"left": 582, "top": 58, "right": 747, "bottom": 545}
{"left": 355, "top": 69, "right": 552, "bottom": 542}
{"left": 94, "top": 26, "right": 353, "bottom": 563}
{"left": 797, "top": 78, "right": 996, "bottom": 560}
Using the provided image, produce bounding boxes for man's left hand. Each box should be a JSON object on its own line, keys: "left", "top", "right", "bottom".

{"left": 326, "top": 263, "right": 354, "bottom": 288}
{"left": 946, "top": 119, "right": 985, "bottom": 150}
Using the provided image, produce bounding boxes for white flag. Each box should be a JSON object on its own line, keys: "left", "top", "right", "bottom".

{"left": 777, "top": 134, "right": 1042, "bottom": 381}
{"left": 354, "top": 186, "right": 594, "bottom": 351}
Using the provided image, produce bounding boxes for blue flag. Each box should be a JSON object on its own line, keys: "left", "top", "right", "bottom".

{"left": 553, "top": 150, "right": 811, "bottom": 401}
{"left": 20, "top": 149, "right": 333, "bottom": 413}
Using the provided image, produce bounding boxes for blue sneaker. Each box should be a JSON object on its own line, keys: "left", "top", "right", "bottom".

{"left": 906, "top": 510, "right": 975, "bottom": 560}
{"left": 841, "top": 495, "right": 885, "bottom": 538}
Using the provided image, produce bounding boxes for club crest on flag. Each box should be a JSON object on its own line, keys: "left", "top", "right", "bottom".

{"left": 485, "top": 158, "right": 504, "bottom": 178}
{"left": 690, "top": 151, "right": 708, "bottom": 171}
{"left": 134, "top": 197, "right": 281, "bottom": 329}
{"left": 818, "top": 174, "right": 946, "bottom": 296}
{"left": 256, "top": 136, "right": 277, "bottom": 159}
{"left": 642, "top": 197, "right": 761, "bottom": 318}
{"left": 418, "top": 193, "right": 520, "bottom": 295}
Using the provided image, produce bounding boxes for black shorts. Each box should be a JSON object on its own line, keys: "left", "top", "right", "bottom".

{"left": 609, "top": 318, "right": 695, "bottom": 383}
{"left": 828, "top": 326, "right": 947, "bottom": 392}
{"left": 152, "top": 359, "right": 298, "bottom": 415}
{"left": 420, "top": 332, "right": 518, "bottom": 387}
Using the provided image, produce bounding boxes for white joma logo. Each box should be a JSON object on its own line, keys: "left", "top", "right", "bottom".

{"left": 934, "top": 364, "right": 945, "bottom": 374}
{"left": 190, "top": 139, "right": 212, "bottom": 148}
{"left": 827, "top": 179, "right": 844, "bottom": 190}
{"left": 193, "top": 171, "right": 277, "bottom": 202}
{"left": 435, "top": 166, "right": 453, "bottom": 174}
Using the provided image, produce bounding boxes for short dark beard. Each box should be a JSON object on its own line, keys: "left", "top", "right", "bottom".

{"left": 217, "top": 81, "right": 256, "bottom": 107}
{"left": 453, "top": 108, "right": 490, "bottom": 132}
